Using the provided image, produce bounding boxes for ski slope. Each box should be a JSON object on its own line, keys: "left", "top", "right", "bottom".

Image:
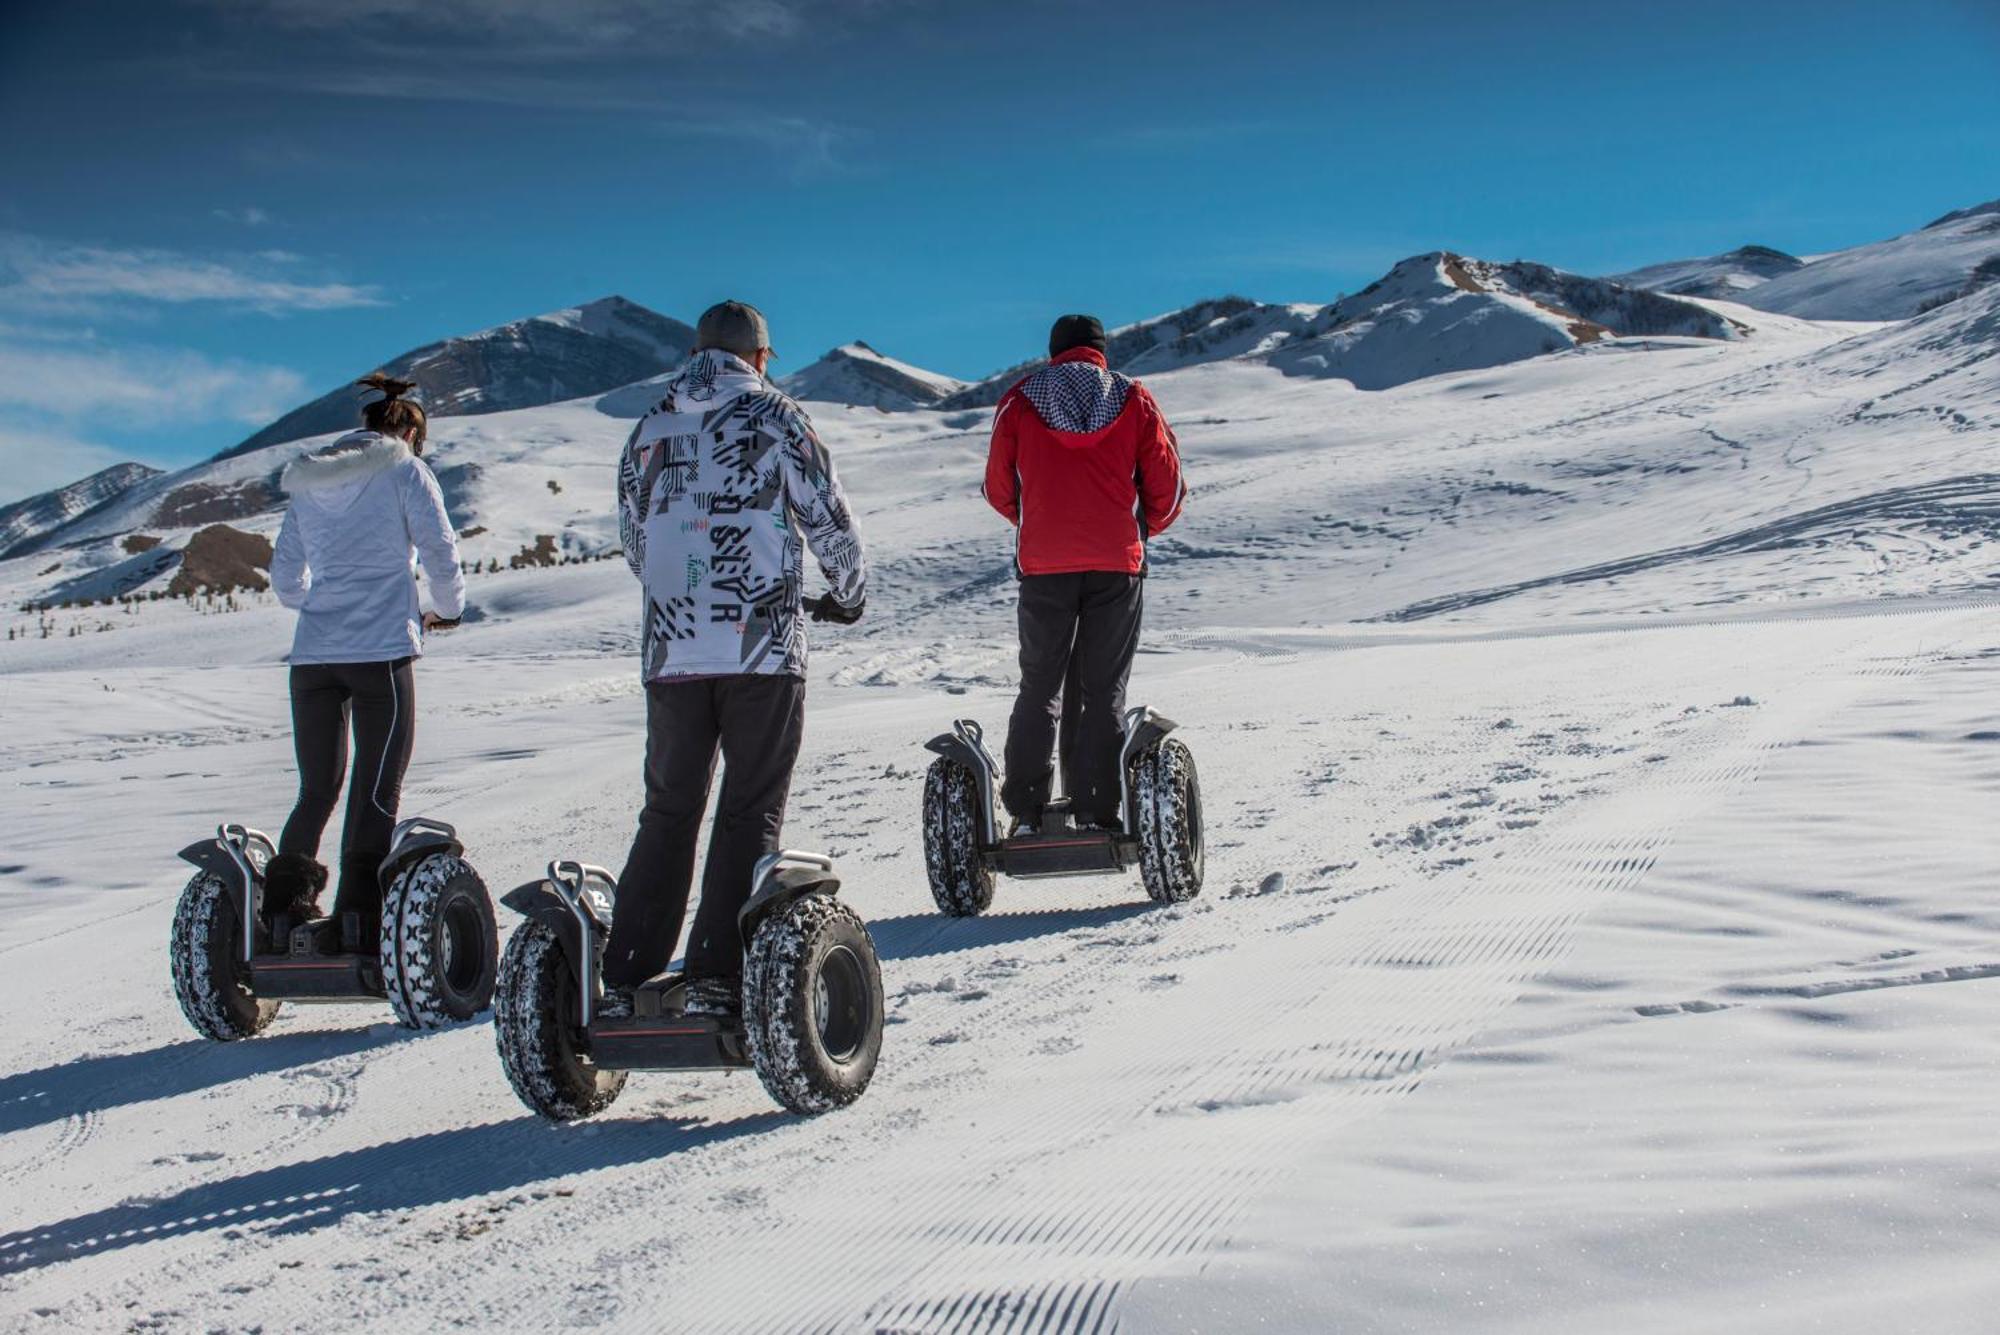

{"left": 3, "top": 287, "right": 1999, "bottom": 1331}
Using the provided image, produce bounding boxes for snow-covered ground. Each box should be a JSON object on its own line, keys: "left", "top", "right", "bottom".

{"left": 3, "top": 286, "right": 1999, "bottom": 1331}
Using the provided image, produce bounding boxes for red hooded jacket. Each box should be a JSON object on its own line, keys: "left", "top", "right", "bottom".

{"left": 983, "top": 347, "right": 1186, "bottom": 575}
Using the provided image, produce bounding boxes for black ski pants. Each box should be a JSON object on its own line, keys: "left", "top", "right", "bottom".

{"left": 279, "top": 657, "right": 416, "bottom": 922}
{"left": 604, "top": 673, "right": 806, "bottom": 989}
{"left": 1002, "top": 572, "right": 1144, "bottom": 827}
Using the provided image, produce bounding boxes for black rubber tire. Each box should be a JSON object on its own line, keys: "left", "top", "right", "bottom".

{"left": 923, "top": 757, "right": 994, "bottom": 917}
{"left": 169, "top": 870, "right": 280, "bottom": 1041}
{"left": 744, "top": 895, "right": 883, "bottom": 1115}
{"left": 381, "top": 852, "right": 498, "bottom": 1030}
{"left": 1135, "top": 737, "right": 1205, "bottom": 905}
{"left": 493, "top": 921, "right": 626, "bottom": 1122}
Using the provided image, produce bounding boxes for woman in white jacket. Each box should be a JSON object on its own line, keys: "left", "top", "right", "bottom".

{"left": 264, "top": 374, "right": 466, "bottom": 950}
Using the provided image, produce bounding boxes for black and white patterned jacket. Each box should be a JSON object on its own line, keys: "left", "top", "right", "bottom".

{"left": 617, "top": 349, "right": 867, "bottom": 680}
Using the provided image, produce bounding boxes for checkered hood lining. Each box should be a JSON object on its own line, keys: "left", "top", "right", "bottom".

{"left": 1021, "top": 360, "right": 1132, "bottom": 433}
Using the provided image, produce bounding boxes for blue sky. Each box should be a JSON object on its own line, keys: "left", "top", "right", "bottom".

{"left": 1, "top": 0, "right": 1996, "bottom": 501}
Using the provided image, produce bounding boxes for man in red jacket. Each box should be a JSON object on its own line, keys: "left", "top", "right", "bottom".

{"left": 984, "top": 313, "right": 1187, "bottom": 833}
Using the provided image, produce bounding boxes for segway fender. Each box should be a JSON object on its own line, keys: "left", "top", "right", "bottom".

{"left": 923, "top": 731, "right": 985, "bottom": 771}
{"left": 924, "top": 719, "right": 1001, "bottom": 847}
{"left": 378, "top": 816, "right": 463, "bottom": 884}
{"left": 178, "top": 840, "right": 243, "bottom": 886}
{"left": 507, "top": 862, "right": 615, "bottom": 1027}
{"left": 741, "top": 851, "right": 840, "bottom": 934}
{"left": 1118, "top": 707, "right": 1179, "bottom": 831}
{"left": 501, "top": 878, "right": 593, "bottom": 988}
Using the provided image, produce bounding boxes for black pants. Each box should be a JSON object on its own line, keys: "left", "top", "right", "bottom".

{"left": 279, "top": 657, "right": 416, "bottom": 922}
{"left": 1002, "top": 572, "right": 1144, "bottom": 826}
{"left": 604, "top": 673, "right": 806, "bottom": 989}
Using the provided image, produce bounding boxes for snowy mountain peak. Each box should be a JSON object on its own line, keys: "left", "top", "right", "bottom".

{"left": 215, "top": 296, "right": 697, "bottom": 461}
{"left": 1611, "top": 245, "right": 1806, "bottom": 300}
{"left": 779, "top": 342, "right": 968, "bottom": 410}
{"left": 496, "top": 295, "right": 688, "bottom": 364}
{"left": 1923, "top": 198, "right": 2000, "bottom": 230}
{"left": 0, "top": 462, "right": 163, "bottom": 560}
{"left": 937, "top": 296, "right": 1317, "bottom": 408}
{"left": 1266, "top": 250, "right": 1739, "bottom": 390}
{"left": 1706, "top": 198, "right": 2000, "bottom": 320}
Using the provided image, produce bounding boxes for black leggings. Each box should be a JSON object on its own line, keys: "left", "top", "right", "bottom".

{"left": 279, "top": 657, "right": 416, "bottom": 919}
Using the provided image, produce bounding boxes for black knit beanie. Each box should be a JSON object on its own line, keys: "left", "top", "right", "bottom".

{"left": 1048, "top": 313, "right": 1107, "bottom": 357}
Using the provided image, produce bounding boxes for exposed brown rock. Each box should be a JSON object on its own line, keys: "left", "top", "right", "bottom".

{"left": 166, "top": 524, "right": 273, "bottom": 597}
{"left": 122, "top": 533, "right": 162, "bottom": 554}
{"left": 509, "top": 534, "right": 559, "bottom": 569}
{"left": 1440, "top": 253, "right": 1485, "bottom": 294}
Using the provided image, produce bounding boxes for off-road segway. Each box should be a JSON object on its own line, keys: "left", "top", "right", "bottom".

{"left": 922, "top": 706, "right": 1204, "bottom": 915}
{"left": 169, "top": 817, "right": 499, "bottom": 1040}
{"left": 494, "top": 850, "right": 883, "bottom": 1120}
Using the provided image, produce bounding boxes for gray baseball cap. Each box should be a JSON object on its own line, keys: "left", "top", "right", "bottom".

{"left": 694, "top": 300, "right": 773, "bottom": 359}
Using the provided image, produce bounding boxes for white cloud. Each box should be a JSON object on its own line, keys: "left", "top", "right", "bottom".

{"left": 0, "top": 235, "right": 382, "bottom": 316}
{"left": 205, "top": 0, "right": 804, "bottom": 44}
{"left": 212, "top": 206, "right": 273, "bottom": 226}
{"left": 0, "top": 339, "right": 307, "bottom": 428}
{"left": 0, "top": 429, "right": 139, "bottom": 508}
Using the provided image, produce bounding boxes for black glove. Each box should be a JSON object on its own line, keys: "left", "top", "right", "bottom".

{"left": 804, "top": 594, "right": 863, "bottom": 624}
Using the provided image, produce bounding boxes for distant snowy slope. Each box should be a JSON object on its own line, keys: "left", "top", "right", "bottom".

{"left": 1611, "top": 244, "right": 1805, "bottom": 298}
{"left": 1461, "top": 258, "right": 1746, "bottom": 339}
{"left": 1736, "top": 199, "right": 2000, "bottom": 319}
{"left": 215, "top": 295, "right": 696, "bottom": 460}
{"left": 1803, "top": 269, "right": 2000, "bottom": 383}
{"left": 779, "top": 342, "right": 967, "bottom": 409}
{"left": 0, "top": 462, "right": 162, "bottom": 559}
{"left": 941, "top": 257, "right": 1742, "bottom": 406}
{"left": 938, "top": 297, "right": 1314, "bottom": 407}
{"left": 1267, "top": 252, "right": 1737, "bottom": 390}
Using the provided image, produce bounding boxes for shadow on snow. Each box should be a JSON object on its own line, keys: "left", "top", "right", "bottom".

{"left": 867, "top": 902, "right": 1154, "bottom": 962}
{"left": 0, "top": 1111, "right": 785, "bottom": 1272}
{"left": 0, "top": 1023, "right": 416, "bottom": 1136}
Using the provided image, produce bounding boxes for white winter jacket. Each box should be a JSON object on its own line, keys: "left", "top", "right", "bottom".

{"left": 271, "top": 431, "right": 466, "bottom": 665}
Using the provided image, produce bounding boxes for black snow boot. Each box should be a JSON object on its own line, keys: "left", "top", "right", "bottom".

{"left": 683, "top": 974, "right": 743, "bottom": 1021}
{"left": 265, "top": 852, "right": 328, "bottom": 919}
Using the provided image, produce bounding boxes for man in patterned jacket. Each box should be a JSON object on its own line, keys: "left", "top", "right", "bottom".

{"left": 606, "top": 299, "right": 867, "bottom": 1017}
{"left": 984, "top": 313, "right": 1186, "bottom": 836}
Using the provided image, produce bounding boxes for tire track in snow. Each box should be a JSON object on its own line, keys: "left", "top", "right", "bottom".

{"left": 674, "top": 608, "right": 1980, "bottom": 1332}
{"left": 0, "top": 1108, "right": 99, "bottom": 1193}
{"left": 13, "top": 609, "right": 1974, "bottom": 1333}
{"left": 381, "top": 608, "right": 1942, "bottom": 1334}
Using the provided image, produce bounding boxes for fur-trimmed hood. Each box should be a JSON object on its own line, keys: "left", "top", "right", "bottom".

{"left": 281, "top": 430, "right": 412, "bottom": 495}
